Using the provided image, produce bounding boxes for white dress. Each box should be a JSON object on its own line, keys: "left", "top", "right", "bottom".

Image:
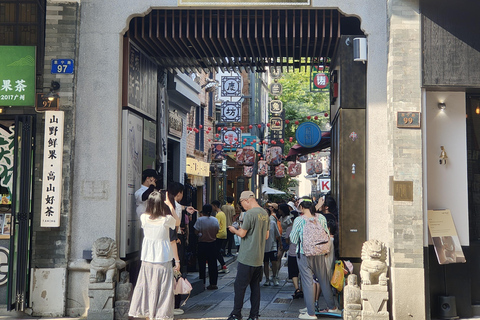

{"left": 129, "top": 214, "right": 176, "bottom": 320}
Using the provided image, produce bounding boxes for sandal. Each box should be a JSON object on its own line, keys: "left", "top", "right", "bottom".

{"left": 292, "top": 289, "right": 304, "bottom": 299}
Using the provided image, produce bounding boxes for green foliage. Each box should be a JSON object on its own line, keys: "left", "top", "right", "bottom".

{"left": 274, "top": 69, "right": 330, "bottom": 155}
{"left": 266, "top": 69, "right": 329, "bottom": 196}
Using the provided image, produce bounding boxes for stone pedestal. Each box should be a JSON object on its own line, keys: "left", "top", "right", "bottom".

{"left": 87, "top": 282, "right": 115, "bottom": 320}
{"left": 361, "top": 285, "right": 389, "bottom": 320}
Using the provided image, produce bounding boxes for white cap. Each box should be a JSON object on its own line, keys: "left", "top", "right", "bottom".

{"left": 287, "top": 201, "right": 298, "bottom": 211}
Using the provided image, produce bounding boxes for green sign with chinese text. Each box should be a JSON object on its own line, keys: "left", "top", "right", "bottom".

{"left": 0, "top": 46, "right": 36, "bottom": 107}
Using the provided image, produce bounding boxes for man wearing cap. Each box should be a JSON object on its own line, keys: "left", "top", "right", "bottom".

{"left": 227, "top": 191, "right": 270, "bottom": 320}
{"left": 135, "top": 169, "right": 160, "bottom": 217}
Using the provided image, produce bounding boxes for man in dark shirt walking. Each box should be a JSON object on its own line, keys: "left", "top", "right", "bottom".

{"left": 227, "top": 191, "right": 269, "bottom": 320}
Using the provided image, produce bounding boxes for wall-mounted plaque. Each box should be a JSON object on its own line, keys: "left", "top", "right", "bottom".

{"left": 393, "top": 180, "right": 413, "bottom": 201}
{"left": 397, "top": 112, "right": 421, "bottom": 128}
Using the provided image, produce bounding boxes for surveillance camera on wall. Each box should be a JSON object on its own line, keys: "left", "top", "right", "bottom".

{"left": 353, "top": 37, "right": 367, "bottom": 62}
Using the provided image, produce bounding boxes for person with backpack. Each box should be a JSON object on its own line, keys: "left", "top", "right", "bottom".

{"left": 289, "top": 198, "right": 340, "bottom": 319}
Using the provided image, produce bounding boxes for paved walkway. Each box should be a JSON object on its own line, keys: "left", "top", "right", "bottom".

{"left": 175, "top": 255, "right": 336, "bottom": 320}
{"left": 1, "top": 254, "right": 479, "bottom": 319}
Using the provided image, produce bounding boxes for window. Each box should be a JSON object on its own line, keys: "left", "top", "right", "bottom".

{"left": 195, "top": 105, "right": 204, "bottom": 151}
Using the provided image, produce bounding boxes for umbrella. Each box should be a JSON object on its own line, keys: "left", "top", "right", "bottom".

{"left": 261, "top": 185, "right": 286, "bottom": 195}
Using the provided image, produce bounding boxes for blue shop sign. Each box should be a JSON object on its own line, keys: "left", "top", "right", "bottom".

{"left": 296, "top": 122, "right": 322, "bottom": 148}
{"left": 51, "top": 59, "right": 74, "bottom": 74}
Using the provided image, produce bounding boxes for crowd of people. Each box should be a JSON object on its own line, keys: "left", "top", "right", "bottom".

{"left": 128, "top": 169, "right": 342, "bottom": 320}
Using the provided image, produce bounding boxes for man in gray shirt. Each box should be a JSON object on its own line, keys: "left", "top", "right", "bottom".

{"left": 227, "top": 191, "right": 269, "bottom": 320}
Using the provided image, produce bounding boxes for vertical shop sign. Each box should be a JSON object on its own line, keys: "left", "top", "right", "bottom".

{"left": 41, "top": 111, "right": 64, "bottom": 227}
{"left": 221, "top": 101, "right": 241, "bottom": 122}
{"left": 0, "top": 46, "right": 36, "bottom": 107}
{"left": 221, "top": 76, "right": 241, "bottom": 97}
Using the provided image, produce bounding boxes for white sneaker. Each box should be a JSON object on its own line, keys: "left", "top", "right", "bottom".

{"left": 273, "top": 279, "right": 280, "bottom": 286}
{"left": 299, "top": 307, "right": 308, "bottom": 313}
{"left": 328, "top": 308, "right": 341, "bottom": 315}
{"left": 174, "top": 308, "right": 184, "bottom": 315}
{"left": 299, "top": 313, "right": 317, "bottom": 319}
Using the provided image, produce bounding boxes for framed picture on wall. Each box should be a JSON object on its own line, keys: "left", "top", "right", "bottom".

{"left": 3, "top": 214, "right": 11, "bottom": 236}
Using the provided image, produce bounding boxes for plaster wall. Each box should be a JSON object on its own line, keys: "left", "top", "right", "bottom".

{"left": 424, "top": 91, "right": 469, "bottom": 245}
{"left": 30, "top": 268, "right": 66, "bottom": 317}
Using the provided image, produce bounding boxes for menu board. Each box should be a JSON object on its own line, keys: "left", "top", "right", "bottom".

{"left": 428, "top": 209, "right": 466, "bottom": 265}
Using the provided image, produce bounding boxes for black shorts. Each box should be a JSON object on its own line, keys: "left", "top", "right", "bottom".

{"left": 287, "top": 255, "right": 299, "bottom": 279}
{"left": 263, "top": 251, "right": 278, "bottom": 263}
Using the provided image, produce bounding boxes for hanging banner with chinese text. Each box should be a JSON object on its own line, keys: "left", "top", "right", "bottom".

{"left": 41, "top": 111, "right": 64, "bottom": 227}
{"left": 221, "top": 101, "right": 241, "bottom": 122}
{"left": 0, "top": 46, "right": 36, "bottom": 107}
{"left": 222, "top": 127, "right": 242, "bottom": 150}
{"left": 310, "top": 64, "right": 330, "bottom": 93}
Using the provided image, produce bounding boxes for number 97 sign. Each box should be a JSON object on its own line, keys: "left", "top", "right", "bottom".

{"left": 51, "top": 59, "right": 74, "bottom": 74}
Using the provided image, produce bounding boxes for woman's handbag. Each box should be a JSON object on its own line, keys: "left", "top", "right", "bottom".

{"left": 174, "top": 276, "right": 193, "bottom": 295}
{"left": 330, "top": 260, "right": 346, "bottom": 291}
{"left": 174, "top": 270, "right": 193, "bottom": 306}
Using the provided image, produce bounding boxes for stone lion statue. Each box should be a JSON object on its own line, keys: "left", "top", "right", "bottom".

{"left": 360, "top": 239, "right": 388, "bottom": 286}
{"left": 90, "top": 237, "right": 125, "bottom": 283}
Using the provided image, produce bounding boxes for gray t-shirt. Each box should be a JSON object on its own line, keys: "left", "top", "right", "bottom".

{"left": 238, "top": 207, "right": 269, "bottom": 267}
{"left": 264, "top": 219, "right": 279, "bottom": 253}
{"left": 194, "top": 216, "right": 219, "bottom": 242}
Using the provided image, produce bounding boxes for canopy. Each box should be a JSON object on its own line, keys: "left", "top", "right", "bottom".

{"left": 261, "top": 186, "right": 286, "bottom": 195}
{"left": 287, "top": 130, "right": 331, "bottom": 160}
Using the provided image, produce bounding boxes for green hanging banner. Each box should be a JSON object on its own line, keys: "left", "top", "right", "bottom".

{"left": 0, "top": 46, "right": 36, "bottom": 107}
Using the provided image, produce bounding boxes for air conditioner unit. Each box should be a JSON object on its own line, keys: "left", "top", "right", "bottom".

{"left": 353, "top": 37, "right": 367, "bottom": 62}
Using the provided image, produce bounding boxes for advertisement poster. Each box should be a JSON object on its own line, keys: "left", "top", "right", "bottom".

{"left": 0, "top": 46, "right": 36, "bottom": 107}
{"left": 428, "top": 209, "right": 466, "bottom": 265}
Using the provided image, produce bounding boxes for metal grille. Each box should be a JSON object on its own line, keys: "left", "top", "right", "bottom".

{"left": 128, "top": 9, "right": 358, "bottom": 73}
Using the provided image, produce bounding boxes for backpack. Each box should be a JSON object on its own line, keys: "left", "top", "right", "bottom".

{"left": 301, "top": 214, "right": 330, "bottom": 257}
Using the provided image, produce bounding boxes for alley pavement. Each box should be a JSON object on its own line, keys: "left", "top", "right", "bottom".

{"left": 175, "top": 254, "right": 335, "bottom": 320}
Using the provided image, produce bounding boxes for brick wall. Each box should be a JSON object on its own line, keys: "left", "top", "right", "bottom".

{"left": 31, "top": 2, "right": 79, "bottom": 268}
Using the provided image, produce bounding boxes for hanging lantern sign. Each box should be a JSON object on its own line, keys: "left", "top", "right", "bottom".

{"left": 298, "top": 155, "right": 308, "bottom": 163}
{"left": 221, "top": 76, "right": 242, "bottom": 97}
{"left": 244, "top": 165, "right": 253, "bottom": 178}
{"left": 269, "top": 82, "right": 283, "bottom": 96}
{"left": 258, "top": 160, "right": 268, "bottom": 176}
{"left": 236, "top": 148, "right": 244, "bottom": 165}
{"left": 211, "top": 142, "right": 225, "bottom": 161}
{"left": 269, "top": 100, "right": 283, "bottom": 114}
{"left": 288, "top": 161, "right": 301, "bottom": 177}
{"left": 221, "top": 101, "right": 241, "bottom": 122}
{"left": 243, "top": 146, "right": 255, "bottom": 166}
{"left": 314, "top": 160, "right": 323, "bottom": 174}
{"left": 266, "top": 146, "right": 283, "bottom": 166}
{"left": 269, "top": 66, "right": 282, "bottom": 79}
{"left": 306, "top": 159, "right": 315, "bottom": 175}
{"left": 275, "top": 163, "right": 286, "bottom": 178}
{"left": 221, "top": 127, "right": 242, "bottom": 149}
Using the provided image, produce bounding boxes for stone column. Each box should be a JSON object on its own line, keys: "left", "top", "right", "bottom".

{"left": 386, "top": 1, "right": 425, "bottom": 319}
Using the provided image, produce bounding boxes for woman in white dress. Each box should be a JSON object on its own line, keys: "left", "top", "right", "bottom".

{"left": 129, "top": 190, "right": 181, "bottom": 320}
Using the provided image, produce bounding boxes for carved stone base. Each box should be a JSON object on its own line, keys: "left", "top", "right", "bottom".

{"left": 344, "top": 308, "right": 362, "bottom": 320}
{"left": 114, "top": 300, "right": 130, "bottom": 320}
{"left": 87, "top": 282, "right": 115, "bottom": 320}
{"left": 361, "top": 285, "right": 389, "bottom": 320}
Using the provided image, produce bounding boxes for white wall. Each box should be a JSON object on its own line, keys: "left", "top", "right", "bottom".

{"left": 425, "top": 91, "right": 469, "bottom": 246}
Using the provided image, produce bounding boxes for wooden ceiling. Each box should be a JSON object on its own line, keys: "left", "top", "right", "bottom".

{"left": 128, "top": 9, "right": 362, "bottom": 73}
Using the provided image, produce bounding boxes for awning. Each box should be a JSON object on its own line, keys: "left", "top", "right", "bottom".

{"left": 261, "top": 185, "right": 286, "bottom": 195}
{"left": 287, "top": 131, "right": 331, "bottom": 160}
